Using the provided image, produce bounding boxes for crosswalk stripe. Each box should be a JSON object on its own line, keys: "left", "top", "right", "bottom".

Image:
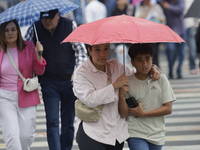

{"left": 166, "top": 117, "right": 200, "bottom": 123}
{"left": 172, "top": 103, "right": 200, "bottom": 109}
{"left": 165, "top": 135, "right": 200, "bottom": 141}
{"left": 162, "top": 146, "right": 200, "bottom": 150}
{"left": 175, "top": 93, "right": 200, "bottom": 98}
{"left": 166, "top": 125, "right": 200, "bottom": 131}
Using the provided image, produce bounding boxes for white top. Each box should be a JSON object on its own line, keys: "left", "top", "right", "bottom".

{"left": 73, "top": 58, "right": 136, "bottom": 145}
{"left": 126, "top": 74, "right": 176, "bottom": 145}
{"left": 85, "top": 0, "right": 107, "bottom": 23}
{"left": 135, "top": 4, "right": 166, "bottom": 24}
{"left": 184, "top": 0, "right": 196, "bottom": 29}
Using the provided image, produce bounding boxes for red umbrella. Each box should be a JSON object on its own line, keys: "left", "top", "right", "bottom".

{"left": 62, "top": 15, "right": 184, "bottom": 45}
{"left": 62, "top": 15, "right": 184, "bottom": 73}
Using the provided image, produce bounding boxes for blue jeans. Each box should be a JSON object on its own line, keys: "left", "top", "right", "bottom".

{"left": 40, "top": 77, "right": 76, "bottom": 150}
{"left": 166, "top": 33, "right": 186, "bottom": 75}
{"left": 127, "top": 138, "right": 163, "bottom": 150}
{"left": 186, "top": 27, "right": 197, "bottom": 70}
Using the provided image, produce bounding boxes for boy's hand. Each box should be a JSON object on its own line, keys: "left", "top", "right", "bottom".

{"left": 119, "top": 85, "right": 129, "bottom": 97}
{"left": 129, "top": 103, "right": 145, "bottom": 117}
{"left": 129, "top": 102, "right": 173, "bottom": 117}
{"left": 149, "top": 65, "right": 161, "bottom": 82}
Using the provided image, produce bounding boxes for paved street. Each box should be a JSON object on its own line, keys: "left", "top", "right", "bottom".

{"left": 0, "top": 49, "right": 200, "bottom": 150}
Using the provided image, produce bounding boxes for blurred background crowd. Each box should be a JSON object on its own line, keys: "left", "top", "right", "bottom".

{"left": 1, "top": 0, "right": 200, "bottom": 79}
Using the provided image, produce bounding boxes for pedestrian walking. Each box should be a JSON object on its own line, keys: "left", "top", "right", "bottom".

{"left": 119, "top": 43, "right": 176, "bottom": 150}
{"left": 111, "top": 0, "right": 134, "bottom": 16}
{"left": 0, "top": 19, "right": 46, "bottom": 150}
{"left": 160, "top": 0, "right": 186, "bottom": 79}
{"left": 184, "top": 0, "right": 198, "bottom": 74}
{"left": 73, "top": 43, "right": 160, "bottom": 150}
{"left": 195, "top": 22, "right": 200, "bottom": 72}
{"left": 25, "top": 9, "right": 88, "bottom": 150}
{"left": 85, "top": 0, "right": 107, "bottom": 23}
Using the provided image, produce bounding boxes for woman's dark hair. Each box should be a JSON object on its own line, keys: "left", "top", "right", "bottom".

{"left": 0, "top": 19, "right": 26, "bottom": 52}
{"left": 128, "top": 43, "right": 153, "bottom": 60}
{"left": 85, "top": 44, "right": 92, "bottom": 51}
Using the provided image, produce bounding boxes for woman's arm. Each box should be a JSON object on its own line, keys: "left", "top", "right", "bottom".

{"left": 31, "top": 41, "right": 46, "bottom": 75}
{"left": 73, "top": 71, "right": 118, "bottom": 108}
{"left": 35, "top": 42, "right": 43, "bottom": 63}
{"left": 149, "top": 65, "right": 161, "bottom": 81}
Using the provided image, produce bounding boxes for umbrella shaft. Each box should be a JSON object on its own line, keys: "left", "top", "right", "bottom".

{"left": 123, "top": 43, "right": 125, "bottom": 75}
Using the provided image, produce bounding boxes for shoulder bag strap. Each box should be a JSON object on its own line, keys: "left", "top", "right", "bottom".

{"left": 7, "top": 48, "right": 26, "bottom": 82}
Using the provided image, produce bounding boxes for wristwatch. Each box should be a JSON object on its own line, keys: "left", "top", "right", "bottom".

{"left": 38, "top": 51, "right": 43, "bottom": 56}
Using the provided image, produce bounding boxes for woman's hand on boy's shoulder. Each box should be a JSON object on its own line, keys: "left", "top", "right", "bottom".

{"left": 149, "top": 64, "right": 161, "bottom": 81}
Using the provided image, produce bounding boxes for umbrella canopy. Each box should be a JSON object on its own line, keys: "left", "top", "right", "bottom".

{"left": 62, "top": 15, "right": 184, "bottom": 45}
{"left": 185, "top": 0, "right": 200, "bottom": 18}
{"left": 62, "top": 15, "right": 185, "bottom": 74}
{"left": 0, "top": 0, "right": 79, "bottom": 27}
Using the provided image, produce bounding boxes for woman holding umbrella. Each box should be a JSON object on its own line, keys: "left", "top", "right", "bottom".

{"left": 0, "top": 19, "right": 46, "bottom": 150}
{"left": 73, "top": 43, "right": 160, "bottom": 149}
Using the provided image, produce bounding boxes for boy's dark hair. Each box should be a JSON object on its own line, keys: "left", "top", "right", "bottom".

{"left": 128, "top": 43, "right": 153, "bottom": 60}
